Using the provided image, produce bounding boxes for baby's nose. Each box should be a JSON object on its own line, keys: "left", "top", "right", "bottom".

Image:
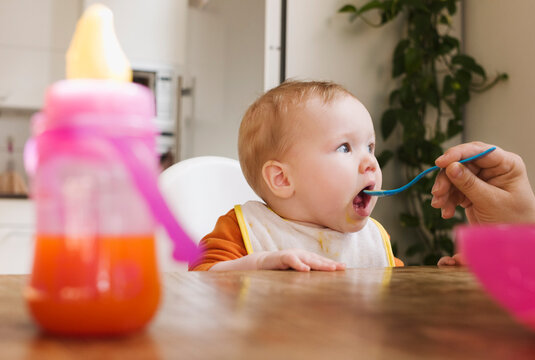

{"left": 359, "top": 153, "right": 377, "bottom": 174}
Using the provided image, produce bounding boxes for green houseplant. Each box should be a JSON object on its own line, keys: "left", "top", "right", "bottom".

{"left": 339, "top": 0, "right": 507, "bottom": 264}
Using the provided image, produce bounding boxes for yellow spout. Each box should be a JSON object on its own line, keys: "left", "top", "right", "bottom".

{"left": 66, "top": 4, "right": 132, "bottom": 81}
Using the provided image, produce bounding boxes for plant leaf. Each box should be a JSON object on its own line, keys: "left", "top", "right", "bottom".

{"left": 393, "top": 39, "right": 410, "bottom": 77}
{"left": 437, "top": 216, "right": 465, "bottom": 230}
{"left": 401, "top": 0, "right": 427, "bottom": 11}
{"left": 447, "top": 119, "right": 463, "bottom": 138}
{"left": 338, "top": 4, "right": 358, "bottom": 13}
{"left": 455, "top": 88, "right": 470, "bottom": 106}
{"left": 391, "top": 241, "right": 399, "bottom": 257}
{"left": 400, "top": 212, "right": 420, "bottom": 227}
{"left": 420, "top": 140, "right": 443, "bottom": 165}
{"left": 389, "top": 89, "right": 400, "bottom": 105}
{"left": 405, "top": 242, "right": 425, "bottom": 257}
{"left": 455, "top": 69, "right": 472, "bottom": 87}
{"left": 423, "top": 253, "right": 441, "bottom": 265}
{"left": 447, "top": 0, "right": 457, "bottom": 15}
{"left": 439, "top": 35, "right": 459, "bottom": 55}
{"left": 439, "top": 15, "right": 450, "bottom": 25}
{"left": 442, "top": 75, "right": 454, "bottom": 96}
{"left": 422, "top": 200, "right": 441, "bottom": 230}
{"left": 404, "top": 47, "right": 422, "bottom": 75}
{"left": 437, "top": 236, "right": 454, "bottom": 255}
{"left": 399, "top": 84, "right": 416, "bottom": 107}
{"left": 377, "top": 149, "right": 394, "bottom": 168}
{"left": 381, "top": 109, "right": 398, "bottom": 140}
{"left": 426, "top": 87, "right": 439, "bottom": 108}
{"left": 444, "top": 99, "right": 462, "bottom": 119}
{"left": 472, "top": 64, "right": 486, "bottom": 78}
{"left": 433, "top": 132, "right": 446, "bottom": 144}
{"left": 453, "top": 54, "right": 487, "bottom": 79}
{"left": 357, "top": 0, "right": 385, "bottom": 15}
{"left": 452, "top": 54, "right": 475, "bottom": 67}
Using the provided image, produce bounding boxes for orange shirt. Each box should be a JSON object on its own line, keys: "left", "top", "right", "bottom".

{"left": 189, "top": 209, "right": 404, "bottom": 270}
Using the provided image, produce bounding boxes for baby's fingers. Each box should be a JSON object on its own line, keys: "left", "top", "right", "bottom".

{"left": 280, "top": 253, "right": 311, "bottom": 272}
{"left": 279, "top": 251, "right": 345, "bottom": 272}
{"left": 303, "top": 255, "right": 345, "bottom": 271}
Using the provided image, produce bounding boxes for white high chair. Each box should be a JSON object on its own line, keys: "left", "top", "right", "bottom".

{"left": 157, "top": 156, "right": 261, "bottom": 271}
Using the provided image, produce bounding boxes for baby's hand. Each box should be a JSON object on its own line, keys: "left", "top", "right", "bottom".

{"left": 256, "top": 249, "right": 346, "bottom": 272}
{"left": 437, "top": 253, "right": 466, "bottom": 267}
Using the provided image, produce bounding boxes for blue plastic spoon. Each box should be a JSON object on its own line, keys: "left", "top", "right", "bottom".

{"left": 364, "top": 146, "right": 497, "bottom": 197}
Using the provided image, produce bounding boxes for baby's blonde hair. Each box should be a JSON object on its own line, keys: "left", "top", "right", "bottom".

{"left": 238, "top": 80, "right": 355, "bottom": 198}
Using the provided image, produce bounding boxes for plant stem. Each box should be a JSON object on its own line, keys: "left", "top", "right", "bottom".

{"left": 355, "top": 14, "right": 383, "bottom": 28}
{"left": 470, "top": 74, "right": 506, "bottom": 93}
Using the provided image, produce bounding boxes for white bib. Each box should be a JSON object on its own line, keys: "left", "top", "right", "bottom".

{"left": 234, "top": 201, "right": 395, "bottom": 268}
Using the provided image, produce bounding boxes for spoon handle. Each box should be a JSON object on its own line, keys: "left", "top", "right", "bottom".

{"left": 365, "top": 146, "right": 497, "bottom": 197}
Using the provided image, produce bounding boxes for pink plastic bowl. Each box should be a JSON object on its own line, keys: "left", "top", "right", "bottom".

{"left": 456, "top": 225, "right": 535, "bottom": 331}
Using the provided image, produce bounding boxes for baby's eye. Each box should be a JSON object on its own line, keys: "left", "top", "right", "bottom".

{"left": 336, "top": 143, "right": 351, "bottom": 153}
{"left": 368, "top": 143, "right": 375, "bottom": 154}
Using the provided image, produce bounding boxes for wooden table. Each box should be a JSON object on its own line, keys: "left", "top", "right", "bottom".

{"left": 1, "top": 267, "right": 534, "bottom": 359}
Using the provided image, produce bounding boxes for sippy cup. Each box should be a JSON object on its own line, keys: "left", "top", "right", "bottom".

{"left": 25, "top": 79, "right": 161, "bottom": 336}
{"left": 24, "top": 4, "right": 196, "bottom": 336}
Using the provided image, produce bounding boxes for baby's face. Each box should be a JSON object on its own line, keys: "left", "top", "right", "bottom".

{"left": 282, "top": 95, "right": 382, "bottom": 233}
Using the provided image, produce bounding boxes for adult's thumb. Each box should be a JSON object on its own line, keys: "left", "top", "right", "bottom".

{"left": 445, "top": 162, "right": 488, "bottom": 202}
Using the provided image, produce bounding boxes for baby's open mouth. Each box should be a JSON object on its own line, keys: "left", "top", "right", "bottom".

{"left": 354, "top": 185, "right": 373, "bottom": 209}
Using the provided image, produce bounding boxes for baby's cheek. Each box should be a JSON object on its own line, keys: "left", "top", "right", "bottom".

{"left": 375, "top": 169, "right": 383, "bottom": 189}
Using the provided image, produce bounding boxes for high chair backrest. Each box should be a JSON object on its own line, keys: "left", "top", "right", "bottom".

{"left": 159, "top": 156, "right": 261, "bottom": 244}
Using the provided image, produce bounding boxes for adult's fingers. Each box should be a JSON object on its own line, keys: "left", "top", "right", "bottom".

{"left": 431, "top": 169, "right": 452, "bottom": 197}
{"left": 444, "top": 162, "right": 495, "bottom": 205}
{"left": 435, "top": 142, "right": 502, "bottom": 171}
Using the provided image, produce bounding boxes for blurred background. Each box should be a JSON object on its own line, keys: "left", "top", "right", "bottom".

{"left": 0, "top": 0, "right": 534, "bottom": 267}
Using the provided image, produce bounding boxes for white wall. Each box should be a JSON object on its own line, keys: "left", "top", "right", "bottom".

{"left": 185, "top": 0, "right": 266, "bottom": 159}
{"left": 84, "top": 0, "right": 188, "bottom": 68}
{"left": 286, "top": 0, "right": 411, "bottom": 249}
{"left": 464, "top": 0, "right": 535, "bottom": 183}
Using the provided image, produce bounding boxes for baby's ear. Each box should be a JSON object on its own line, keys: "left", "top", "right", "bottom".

{"left": 262, "top": 160, "right": 294, "bottom": 199}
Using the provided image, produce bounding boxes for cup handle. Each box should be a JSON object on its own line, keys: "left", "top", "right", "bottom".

{"left": 109, "top": 137, "right": 200, "bottom": 263}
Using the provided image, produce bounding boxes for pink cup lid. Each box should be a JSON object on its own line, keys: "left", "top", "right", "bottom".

{"left": 35, "top": 79, "right": 156, "bottom": 134}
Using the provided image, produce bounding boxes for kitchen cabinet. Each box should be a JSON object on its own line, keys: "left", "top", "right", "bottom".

{"left": 0, "top": 0, "right": 81, "bottom": 109}
{"left": 0, "top": 199, "right": 35, "bottom": 274}
{"left": 0, "top": 199, "right": 187, "bottom": 274}
{"left": 0, "top": 48, "right": 64, "bottom": 109}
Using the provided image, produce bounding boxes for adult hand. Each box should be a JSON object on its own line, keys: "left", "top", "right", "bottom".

{"left": 431, "top": 141, "right": 535, "bottom": 224}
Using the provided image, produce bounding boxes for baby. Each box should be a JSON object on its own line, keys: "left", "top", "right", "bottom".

{"left": 189, "top": 81, "right": 403, "bottom": 271}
